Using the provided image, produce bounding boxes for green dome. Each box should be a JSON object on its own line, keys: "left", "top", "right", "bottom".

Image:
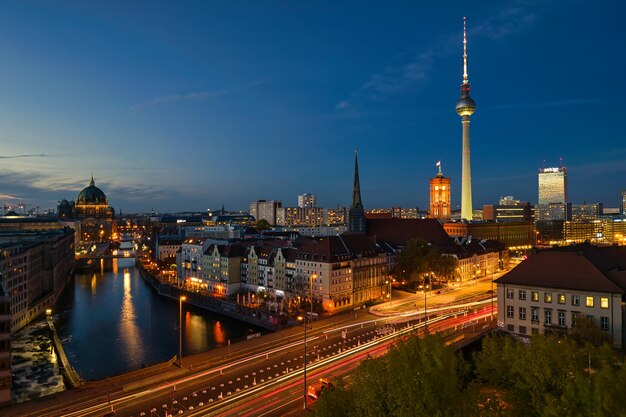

{"left": 77, "top": 177, "right": 107, "bottom": 205}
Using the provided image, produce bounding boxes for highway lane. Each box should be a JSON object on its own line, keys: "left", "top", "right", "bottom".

{"left": 209, "top": 306, "right": 496, "bottom": 417}
{"left": 68, "top": 303, "right": 494, "bottom": 417}
{"left": 6, "top": 292, "right": 495, "bottom": 417}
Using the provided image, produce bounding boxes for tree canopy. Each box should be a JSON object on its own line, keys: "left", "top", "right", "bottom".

{"left": 313, "top": 330, "right": 626, "bottom": 417}
{"left": 393, "top": 238, "right": 456, "bottom": 287}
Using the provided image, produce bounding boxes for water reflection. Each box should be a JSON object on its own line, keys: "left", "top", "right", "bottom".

{"left": 119, "top": 268, "right": 141, "bottom": 365}
{"left": 55, "top": 262, "right": 262, "bottom": 380}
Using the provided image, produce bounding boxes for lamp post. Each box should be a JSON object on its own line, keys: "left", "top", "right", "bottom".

{"left": 385, "top": 279, "right": 392, "bottom": 305}
{"left": 423, "top": 275, "right": 428, "bottom": 333}
{"left": 298, "top": 315, "right": 307, "bottom": 410}
{"left": 310, "top": 274, "right": 316, "bottom": 330}
{"left": 179, "top": 295, "right": 186, "bottom": 368}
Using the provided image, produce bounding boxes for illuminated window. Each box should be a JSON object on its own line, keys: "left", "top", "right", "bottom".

{"left": 601, "top": 297, "right": 609, "bottom": 309}
{"left": 435, "top": 186, "right": 439, "bottom": 191}
{"left": 586, "top": 296, "right": 594, "bottom": 308}
{"left": 558, "top": 294, "right": 566, "bottom": 304}
{"left": 544, "top": 292, "right": 552, "bottom": 303}
{"left": 530, "top": 291, "right": 538, "bottom": 301}
{"left": 442, "top": 186, "right": 446, "bottom": 190}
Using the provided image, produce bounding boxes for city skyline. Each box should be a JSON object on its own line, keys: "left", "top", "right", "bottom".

{"left": 0, "top": 1, "right": 625, "bottom": 212}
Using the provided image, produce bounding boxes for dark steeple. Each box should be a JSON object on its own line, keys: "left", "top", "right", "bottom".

{"left": 352, "top": 149, "right": 363, "bottom": 209}
{"left": 349, "top": 149, "right": 366, "bottom": 233}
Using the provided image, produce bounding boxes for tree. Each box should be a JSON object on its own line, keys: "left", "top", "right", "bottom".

{"left": 313, "top": 377, "right": 353, "bottom": 417}
{"left": 569, "top": 316, "right": 611, "bottom": 347}
{"left": 393, "top": 239, "right": 455, "bottom": 288}
{"left": 314, "top": 334, "right": 467, "bottom": 417}
{"left": 255, "top": 219, "right": 271, "bottom": 231}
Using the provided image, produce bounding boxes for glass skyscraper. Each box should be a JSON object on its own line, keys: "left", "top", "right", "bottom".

{"left": 538, "top": 167, "right": 568, "bottom": 204}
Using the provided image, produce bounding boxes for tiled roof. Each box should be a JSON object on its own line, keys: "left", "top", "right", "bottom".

{"left": 441, "top": 240, "right": 506, "bottom": 259}
{"left": 495, "top": 250, "right": 625, "bottom": 293}
{"left": 366, "top": 218, "right": 452, "bottom": 246}
{"left": 295, "top": 234, "right": 383, "bottom": 263}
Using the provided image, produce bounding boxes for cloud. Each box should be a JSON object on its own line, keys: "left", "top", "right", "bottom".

{"left": 473, "top": 5, "right": 538, "bottom": 40}
{"left": 335, "top": 1, "right": 540, "bottom": 112}
{"left": 0, "top": 194, "right": 20, "bottom": 200}
{"left": 0, "top": 153, "right": 46, "bottom": 159}
{"left": 131, "top": 78, "right": 270, "bottom": 111}
{"left": 335, "top": 100, "right": 350, "bottom": 110}
{"left": 362, "top": 51, "right": 435, "bottom": 96}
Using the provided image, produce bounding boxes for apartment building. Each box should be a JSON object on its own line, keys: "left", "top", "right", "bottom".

{"left": 495, "top": 244, "right": 626, "bottom": 348}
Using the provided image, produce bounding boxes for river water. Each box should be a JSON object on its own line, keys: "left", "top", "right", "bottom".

{"left": 54, "top": 258, "right": 262, "bottom": 380}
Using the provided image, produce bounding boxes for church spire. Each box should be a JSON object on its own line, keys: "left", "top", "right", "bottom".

{"left": 352, "top": 148, "right": 363, "bottom": 209}
{"left": 348, "top": 149, "right": 366, "bottom": 233}
{"left": 90, "top": 174, "right": 95, "bottom": 187}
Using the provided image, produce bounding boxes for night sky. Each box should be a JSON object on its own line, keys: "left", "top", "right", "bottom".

{"left": 0, "top": 1, "right": 624, "bottom": 213}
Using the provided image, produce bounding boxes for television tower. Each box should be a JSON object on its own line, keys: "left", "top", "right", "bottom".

{"left": 456, "top": 17, "right": 476, "bottom": 221}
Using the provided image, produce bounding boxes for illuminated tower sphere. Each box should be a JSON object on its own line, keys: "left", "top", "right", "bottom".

{"left": 456, "top": 17, "right": 476, "bottom": 221}
{"left": 429, "top": 162, "right": 451, "bottom": 220}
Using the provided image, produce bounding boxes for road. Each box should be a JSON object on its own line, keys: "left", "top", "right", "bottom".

{"left": 4, "top": 281, "right": 497, "bottom": 417}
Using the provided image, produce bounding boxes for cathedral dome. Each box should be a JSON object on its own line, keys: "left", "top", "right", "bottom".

{"left": 77, "top": 177, "right": 107, "bottom": 205}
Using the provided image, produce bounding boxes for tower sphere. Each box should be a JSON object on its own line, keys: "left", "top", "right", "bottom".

{"left": 456, "top": 96, "right": 476, "bottom": 116}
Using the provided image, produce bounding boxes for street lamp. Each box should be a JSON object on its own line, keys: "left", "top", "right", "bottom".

{"left": 298, "top": 315, "right": 307, "bottom": 410}
{"left": 309, "top": 274, "right": 316, "bottom": 329}
{"left": 385, "top": 279, "right": 392, "bottom": 305}
{"left": 423, "top": 275, "right": 428, "bottom": 333}
{"left": 179, "top": 295, "right": 187, "bottom": 368}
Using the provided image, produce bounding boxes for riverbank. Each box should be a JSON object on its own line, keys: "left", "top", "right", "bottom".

{"left": 137, "top": 262, "right": 283, "bottom": 331}
{"left": 45, "top": 314, "right": 81, "bottom": 388}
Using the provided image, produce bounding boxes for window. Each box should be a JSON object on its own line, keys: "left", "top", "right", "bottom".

{"left": 544, "top": 309, "right": 552, "bottom": 325}
{"left": 519, "top": 326, "right": 527, "bottom": 334}
{"left": 572, "top": 311, "right": 581, "bottom": 327}
{"left": 507, "top": 305, "right": 514, "bottom": 318}
{"left": 531, "top": 291, "right": 539, "bottom": 302}
{"left": 506, "top": 324, "right": 514, "bottom": 332}
{"left": 558, "top": 311, "right": 566, "bottom": 327}
{"left": 506, "top": 289, "right": 514, "bottom": 299}
{"left": 519, "top": 307, "right": 526, "bottom": 320}
{"left": 558, "top": 294, "right": 566, "bottom": 304}
{"left": 586, "top": 296, "right": 594, "bottom": 308}
{"left": 544, "top": 292, "right": 552, "bottom": 303}
{"left": 519, "top": 290, "right": 527, "bottom": 301}
{"left": 531, "top": 307, "right": 539, "bottom": 323}
{"left": 572, "top": 295, "right": 580, "bottom": 306}
{"left": 601, "top": 297, "right": 609, "bottom": 309}
{"left": 600, "top": 316, "right": 609, "bottom": 331}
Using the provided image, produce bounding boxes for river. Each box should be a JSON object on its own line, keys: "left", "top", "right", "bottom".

{"left": 54, "top": 258, "right": 262, "bottom": 380}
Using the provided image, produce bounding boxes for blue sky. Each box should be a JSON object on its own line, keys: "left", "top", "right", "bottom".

{"left": 0, "top": 1, "right": 624, "bottom": 213}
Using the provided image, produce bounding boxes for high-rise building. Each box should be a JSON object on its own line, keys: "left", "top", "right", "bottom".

{"left": 298, "top": 193, "right": 316, "bottom": 208}
{"left": 538, "top": 167, "right": 568, "bottom": 204}
{"left": 249, "top": 200, "right": 282, "bottom": 225}
{"left": 348, "top": 150, "right": 366, "bottom": 233}
{"left": 621, "top": 190, "right": 626, "bottom": 216}
{"left": 429, "top": 162, "right": 451, "bottom": 220}
{"left": 456, "top": 17, "right": 476, "bottom": 221}
{"left": 535, "top": 203, "right": 572, "bottom": 221}
{"left": 571, "top": 203, "right": 603, "bottom": 222}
